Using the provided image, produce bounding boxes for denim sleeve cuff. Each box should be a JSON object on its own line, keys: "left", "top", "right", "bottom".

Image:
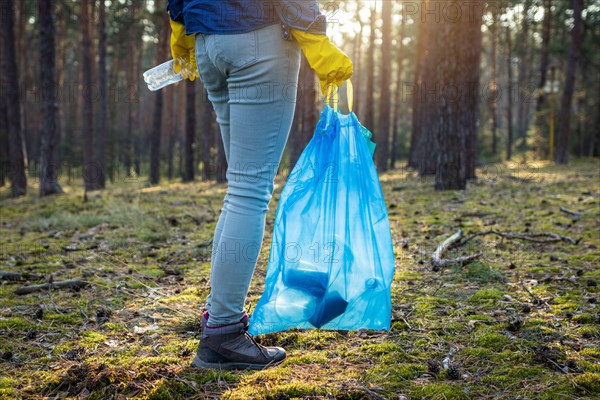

{"left": 166, "top": 0, "right": 184, "bottom": 24}
{"left": 276, "top": 1, "right": 327, "bottom": 35}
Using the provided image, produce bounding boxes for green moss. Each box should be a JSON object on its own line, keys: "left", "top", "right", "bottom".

{"left": 457, "top": 261, "right": 505, "bottom": 283}
{"left": 360, "top": 342, "right": 402, "bottom": 355}
{"left": 572, "top": 314, "right": 597, "bottom": 324}
{"left": 577, "top": 326, "right": 600, "bottom": 339}
{"left": 145, "top": 379, "right": 195, "bottom": 400}
{"left": 470, "top": 288, "right": 504, "bottom": 301}
{"left": 284, "top": 352, "right": 329, "bottom": 365}
{"left": 462, "top": 347, "right": 493, "bottom": 358}
{"left": 0, "top": 317, "right": 34, "bottom": 330}
{"left": 579, "top": 361, "right": 600, "bottom": 373}
{"left": 475, "top": 332, "right": 509, "bottom": 350}
{"left": 580, "top": 348, "right": 600, "bottom": 359}
{"left": 412, "top": 383, "right": 468, "bottom": 400}
{"left": 573, "top": 373, "right": 600, "bottom": 395}
{"left": 45, "top": 312, "right": 81, "bottom": 325}
{"left": 264, "top": 383, "right": 327, "bottom": 399}
{"left": 102, "top": 322, "right": 125, "bottom": 332}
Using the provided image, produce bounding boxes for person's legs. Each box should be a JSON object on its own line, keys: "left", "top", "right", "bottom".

{"left": 192, "top": 24, "right": 301, "bottom": 369}
{"left": 205, "top": 24, "right": 301, "bottom": 326}
{"left": 194, "top": 33, "right": 232, "bottom": 314}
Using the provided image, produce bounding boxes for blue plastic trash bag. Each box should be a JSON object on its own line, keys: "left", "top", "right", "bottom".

{"left": 248, "top": 102, "right": 395, "bottom": 335}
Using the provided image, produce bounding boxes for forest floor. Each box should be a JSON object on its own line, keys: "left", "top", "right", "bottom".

{"left": 0, "top": 159, "right": 599, "bottom": 400}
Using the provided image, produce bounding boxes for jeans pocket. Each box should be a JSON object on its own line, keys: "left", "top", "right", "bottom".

{"left": 212, "top": 30, "right": 258, "bottom": 69}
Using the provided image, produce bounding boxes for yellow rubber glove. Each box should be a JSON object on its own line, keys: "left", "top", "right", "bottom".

{"left": 169, "top": 19, "right": 199, "bottom": 81}
{"left": 290, "top": 29, "right": 353, "bottom": 95}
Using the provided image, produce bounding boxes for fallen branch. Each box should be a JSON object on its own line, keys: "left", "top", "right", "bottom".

{"left": 432, "top": 229, "right": 482, "bottom": 268}
{"left": 520, "top": 280, "right": 547, "bottom": 307}
{"left": 455, "top": 230, "right": 578, "bottom": 246}
{"left": 14, "top": 279, "right": 89, "bottom": 295}
{"left": 560, "top": 207, "right": 600, "bottom": 218}
{"left": 0, "top": 271, "right": 44, "bottom": 281}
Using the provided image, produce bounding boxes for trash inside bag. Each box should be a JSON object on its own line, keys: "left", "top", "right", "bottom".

{"left": 248, "top": 104, "right": 395, "bottom": 335}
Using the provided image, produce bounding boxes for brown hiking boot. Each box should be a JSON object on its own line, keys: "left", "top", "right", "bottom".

{"left": 192, "top": 314, "right": 286, "bottom": 370}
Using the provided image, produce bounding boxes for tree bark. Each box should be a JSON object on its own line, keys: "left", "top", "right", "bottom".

{"left": 0, "top": 12, "right": 7, "bottom": 187}
{"left": 517, "top": 0, "right": 532, "bottom": 147}
{"left": 377, "top": 0, "right": 392, "bottom": 172}
{"left": 353, "top": 5, "right": 363, "bottom": 118}
{"left": 96, "top": 0, "right": 107, "bottom": 189}
{"left": 417, "top": 1, "right": 483, "bottom": 190}
{"left": 363, "top": 3, "right": 376, "bottom": 134}
{"left": 55, "top": 0, "right": 67, "bottom": 163}
{"left": 1, "top": 0, "right": 27, "bottom": 197}
{"left": 410, "top": 4, "right": 429, "bottom": 171}
{"left": 81, "top": 0, "right": 97, "bottom": 191}
{"left": 391, "top": 14, "right": 406, "bottom": 170}
{"left": 200, "top": 91, "right": 215, "bottom": 180}
{"left": 149, "top": 13, "right": 169, "bottom": 185}
{"left": 505, "top": 25, "right": 514, "bottom": 161}
{"left": 555, "top": 0, "right": 584, "bottom": 164}
{"left": 166, "top": 86, "right": 175, "bottom": 180}
{"left": 536, "top": 0, "right": 552, "bottom": 114}
{"left": 124, "top": 0, "right": 137, "bottom": 175}
{"left": 39, "top": 0, "right": 63, "bottom": 196}
{"left": 490, "top": 8, "right": 498, "bottom": 156}
{"left": 183, "top": 81, "right": 196, "bottom": 182}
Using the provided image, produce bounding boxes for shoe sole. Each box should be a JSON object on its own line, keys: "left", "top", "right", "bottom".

{"left": 191, "top": 354, "right": 285, "bottom": 371}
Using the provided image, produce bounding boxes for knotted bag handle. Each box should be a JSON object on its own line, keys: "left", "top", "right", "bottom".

{"left": 325, "top": 80, "right": 353, "bottom": 113}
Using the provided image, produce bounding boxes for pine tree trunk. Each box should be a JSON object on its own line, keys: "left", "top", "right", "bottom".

{"left": 200, "top": 91, "right": 214, "bottom": 180}
{"left": 39, "top": 0, "right": 63, "bottom": 196}
{"left": 1, "top": 0, "right": 27, "bottom": 197}
{"left": 490, "top": 8, "right": 498, "bottom": 156}
{"left": 377, "top": 0, "right": 392, "bottom": 171}
{"left": 96, "top": 0, "right": 107, "bottom": 189}
{"left": 81, "top": 0, "right": 97, "bottom": 191}
{"left": 536, "top": 0, "right": 552, "bottom": 113}
{"left": 363, "top": 3, "right": 376, "bottom": 134}
{"left": 409, "top": 8, "right": 428, "bottom": 170}
{"left": 55, "top": 0, "right": 66, "bottom": 163}
{"left": 0, "top": 26, "right": 7, "bottom": 187}
{"left": 517, "top": 0, "right": 532, "bottom": 147}
{"left": 124, "top": 1, "right": 136, "bottom": 175}
{"left": 505, "top": 26, "right": 514, "bottom": 161}
{"left": 555, "top": 0, "right": 584, "bottom": 164}
{"left": 166, "top": 86, "right": 175, "bottom": 180}
{"left": 149, "top": 13, "right": 169, "bottom": 185}
{"left": 353, "top": 10, "right": 363, "bottom": 118}
{"left": 183, "top": 81, "right": 196, "bottom": 182}
{"left": 391, "top": 15, "right": 406, "bottom": 170}
{"left": 215, "top": 131, "right": 227, "bottom": 183}
{"left": 134, "top": 31, "right": 143, "bottom": 177}
{"left": 463, "top": 3, "right": 483, "bottom": 180}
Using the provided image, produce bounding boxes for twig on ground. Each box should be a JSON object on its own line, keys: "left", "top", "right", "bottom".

{"left": 353, "top": 386, "right": 389, "bottom": 400}
{"left": 560, "top": 207, "right": 600, "bottom": 218}
{"left": 455, "top": 229, "right": 578, "bottom": 246}
{"left": 14, "top": 279, "right": 89, "bottom": 295}
{"left": 519, "top": 280, "right": 549, "bottom": 307}
{"left": 432, "top": 229, "right": 482, "bottom": 269}
{"left": 0, "top": 271, "right": 44, "bottom": 281}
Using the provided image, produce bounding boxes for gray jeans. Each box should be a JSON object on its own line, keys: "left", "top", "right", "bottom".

{"left": 195, "top": 23, "right": 301, "bottom": 326}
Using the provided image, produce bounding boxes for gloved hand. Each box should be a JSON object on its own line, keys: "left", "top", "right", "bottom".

{"left": 169, "top": 19, "right": 199, "bottom": 81}
{"left": 289, "top": 29, "right": 353, "bottom": 95}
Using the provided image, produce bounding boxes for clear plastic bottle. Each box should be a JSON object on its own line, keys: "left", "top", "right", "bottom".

{"left": 143, "top": 58, "right": 195, "bottom": 91}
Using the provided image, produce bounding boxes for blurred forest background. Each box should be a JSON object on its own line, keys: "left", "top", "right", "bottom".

{"left": 1, "top": 0, "right": 599, "bottom": 197}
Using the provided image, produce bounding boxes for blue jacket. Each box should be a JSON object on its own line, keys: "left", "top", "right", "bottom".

{"left": 167, "top": 0, "right": 326, "bottom": 35}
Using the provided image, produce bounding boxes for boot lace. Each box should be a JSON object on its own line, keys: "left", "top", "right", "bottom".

{"left": 242, "top": 326, "right": 269, "bottom": 358}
